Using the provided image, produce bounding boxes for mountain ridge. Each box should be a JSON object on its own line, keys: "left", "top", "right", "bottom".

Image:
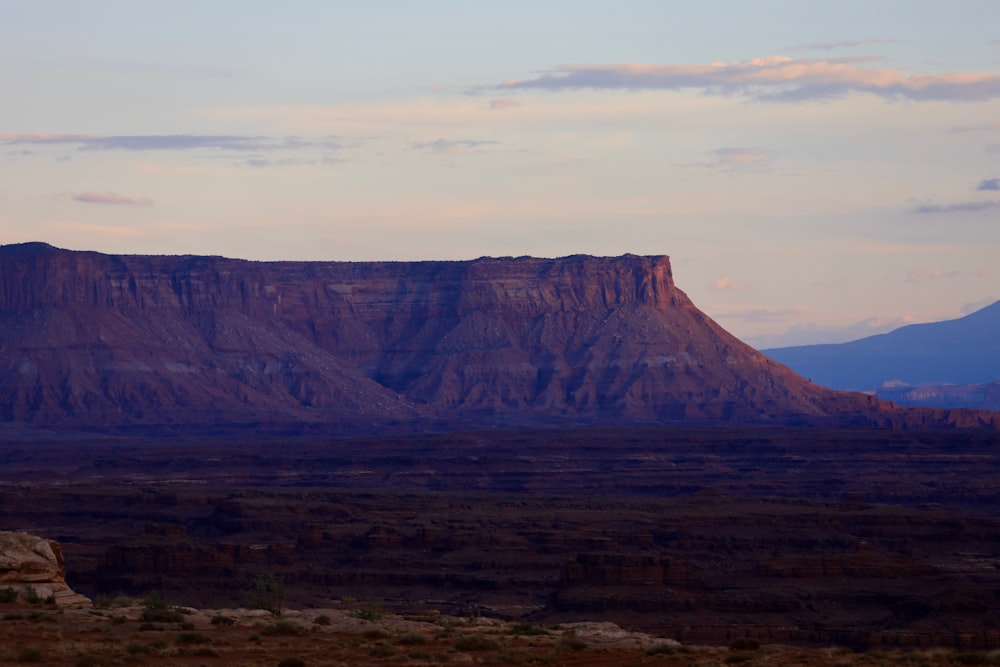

{"left": 763, "top": 300, "right": 1000, "bottom": 392}
{"left": 2, "top": 243, "right": 997, "bottom": 433}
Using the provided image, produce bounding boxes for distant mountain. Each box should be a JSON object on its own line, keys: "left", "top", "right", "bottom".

{"left": 763, "top": 300, "right": 1000, "bottom": 393}
{"left": 1, "top": 243, "right": 996, "bottom": 434}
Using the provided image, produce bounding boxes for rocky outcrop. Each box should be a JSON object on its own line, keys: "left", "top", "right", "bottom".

{"left": 1, "top": 242, "right": 997, "bottom": 432}
{"left": 0, "top": 531, "right": 91, "bottom": 607}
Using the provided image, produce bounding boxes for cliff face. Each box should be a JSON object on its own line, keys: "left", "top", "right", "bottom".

{"left": 0, "top": 242, "right": 991, "bottom": 432}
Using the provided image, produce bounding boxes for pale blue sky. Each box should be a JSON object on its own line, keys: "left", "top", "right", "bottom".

{"left": 3, "top": 1, "right": 1000, "bottom": 347}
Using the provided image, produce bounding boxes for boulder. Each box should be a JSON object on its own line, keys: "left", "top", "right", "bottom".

{"left": 0, "top": 531, "right": 91, "bottom": 607}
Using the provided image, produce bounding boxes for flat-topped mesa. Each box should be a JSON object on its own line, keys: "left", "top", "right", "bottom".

{"left": 1, "top": 243, "right": 997, "bottom": 431}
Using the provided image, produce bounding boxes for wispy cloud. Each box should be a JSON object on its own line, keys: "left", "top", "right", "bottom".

{"left": 682, "top": 147, "right": 776, "bottom": 171}
{"left": 977, "top": 178, "right": 1000, "bottom": 191}
{"left": 949, "top": 121, "right": 1000, "bottom": 133}
{"left": 73, "top": 192, "right": 153, "bottom": 206}
{"left": 411, "top": 138, "right": 498, "bottom": 155}
{"left": 488, "top": 98, "right": 520, "bottom": 110}
{"left": 487, "top": 56, "right": 1000, "bottom": 102}
{"left": 910, "top": 200, "right": 1000, "bottom": 213}
{"left": 907, "top": 267, "right": 958, "bottom": 283}
{"left": 711, "top": 276, "right": 748, "bottom": 291}
{"left": 786, "top": 39, "right": 896, "bottom": 52}
{"left": 712, "top": 305, "right": 812, "bottom": 323}
{"left": 0, "top": 133, "right": 342, "bottom": 152}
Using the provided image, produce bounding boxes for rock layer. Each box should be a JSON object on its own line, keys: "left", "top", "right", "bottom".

{"left": 0, "top": 531, "right": 91, "bottom": 607}
{"left": 1, "top": 242, "right": 996, "bottom": 431}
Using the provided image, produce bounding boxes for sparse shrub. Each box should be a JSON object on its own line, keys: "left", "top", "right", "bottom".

{"left": 646, "top": 644, "right": 677, "bottom": 656}
{"left": 350, "top": 598, "right": 383, "bottom": 621}
{"left": 242, "top": 574, "right": 286, "bottom": 616}
{"left": 192, "top": 646, "right": 220, "bottom": 657}
{"left": 454, "top": 635, "right": 501, "bottom": 651}
{"left": 277, "top": 659, "right": 307, "bottom": 667}
{"left": 398, "top": 631, "right": 429, "bottom": 645}
{"left": 955, "top": 653, "right": 991, "bottom": 665}
{"left": 138, "top": 622, "right": 162, "bottom": 631}
{"left": 724, "top": 653, "right": 755, "bottom": 664}
{"left": 93, "top": 594, "right": 111, "bottom": 608}
{"left": 75, "top": 656, "right": 104, "bottom": 667}
{"left": 729, "top": 637, "right": 760, "bottom": 651}
{"left": 17, "top": 647, "right": 44, "bottom": 663}
{"left": 369, "top": 643, "right": 395, "bottom": 658}
{"left": 22, "top": 586, "right": 41, "bottom": 605}
{"left": 509, "top": 622, "right": 547, "bottom": 636}
{"left": 111, "top": 615, "right": 126, "bottom": 625}
{"left": 555, "top": 634, "right": 586, "bottom": 652}
{"left": 0, "top": 587, "right": 18, "bottom": 603}
{"left": 210, "top": 614, "right": 236, "bottom": 626}
{"left": 176, "top": 631, "right": 211, "bottom": 644}
{"left": 313, "top": 614, "right": 331, "bottom": 626}
{"left": 362, "top": 628, "right": 391, "bottom": 640}
{"left": 261, "top": 620, "right": 307, "bottom": 637}
{"left": 140, "top": 592, "right": 185, "bottom": 623}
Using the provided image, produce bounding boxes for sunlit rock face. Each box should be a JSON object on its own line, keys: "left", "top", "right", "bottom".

{"left": 1, "top": 242, "right": 995, "bottom": 432}
{"left": 0, "top": 530, "right": 91, "bottom": 607}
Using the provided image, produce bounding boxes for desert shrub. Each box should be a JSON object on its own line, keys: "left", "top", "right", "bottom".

{"left": 454, "top": 635, "right": 500, "bottom": 651}
{"left": 509, "top": 622, "right": 548, "bottom": 636}
{"left": 93, "top": 594, "right": 111, "bottom": 608}
{"left": 646, "top": 644, "right": 677, "bottom": 656}
{"left": 75, "top": 657, "right": 104, "bottom": 667}
{"left": 17, "top": 647, "right": 44, "bottom": 663}
{"left": 368, "top": 643, "right": 396, "bottom": 658}
{"left": 140, "top": 592, "right": 185, "bottom": 623}
{"left": 362, "top": 628, "right": 391, "bottom": 640}
{"left": 0, "top": 587, "right": 18, "bottom": 603}
{"left": 729, "top": 637, "right": 760, "bottom": 651}
{"left": 313, "top": 614, "right": 331, "bottom": 626}
{"left": 192, "top": 646, "right": 220, "bottom": 657}
{"left": 397, "top": 631, "right": 429, "bottom": 645}
{"left": 138, "top": 622, "right": 162, "bottom": 631}
{"left": 350, "top": 599, "right": 383, "bottom": 621}
{"left": 176, "top": 631, "right": 211, "bottom": 644}
{"left": 954, "top": 653, "right": 991, "bottom": 665}
{"left": 723, "top": 653, "right": 755, "bottom": 664}
{"left": 277, "top": 659, "right": 307, "bottom": 667}
{"left": 211, "top": 614, "right": 236, "bottom": 625}
{"left": 261, "top": 620, "right": 307, "bottom": 637}
{"left": 556, "top": 634, "right": 587, "bottom": 652}
{"left": 22, "top": 586, "right": 41, "bottom": 605}
{"left": 242, "top": 574, "right": 286, "bottom": 616}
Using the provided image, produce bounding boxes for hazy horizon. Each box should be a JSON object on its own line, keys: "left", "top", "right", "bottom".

{"left": 2, "top": 1, "right": 999, "bottom": 347}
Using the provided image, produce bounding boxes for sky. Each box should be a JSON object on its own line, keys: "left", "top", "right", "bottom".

{"left": 2, "top": 1, "right": 1000, "bottom": 348}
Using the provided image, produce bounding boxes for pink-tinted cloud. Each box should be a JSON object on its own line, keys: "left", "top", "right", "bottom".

{"left": 906, "top": 267, "right": 958, "bottom": 283}
{"left": 488, "top": 98, "right": 520, "bottom": 110}
{"left": 910, "top": 200, "right": 1000, "bottom": 213}
{"left": 0, "top": 133, "right": 342, "bottom": 152}
{"left": 411, "top": 138, "right": 498, "bottom": 155}
{"left": 711, "top": 276, "right": 747, "bottom": 291}
{"left": 682, "top": 147, "right": 776, "bottom": 170}
{"left": 73, "top": 192, "right": 153, "bottom": 206}
{"left": 490, "top": 56, "right": 1000, "bottom": 102}
{"left": 787, "top": 39, "right": 897, "bottom": 52}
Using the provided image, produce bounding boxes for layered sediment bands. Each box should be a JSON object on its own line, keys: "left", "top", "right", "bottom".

{"left": 3, "top": 242, "right": 995, "bottom": 431}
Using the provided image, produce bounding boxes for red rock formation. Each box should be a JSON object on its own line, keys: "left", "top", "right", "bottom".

{"left": 2, "top": 242, "right": 996, "bottom": 431}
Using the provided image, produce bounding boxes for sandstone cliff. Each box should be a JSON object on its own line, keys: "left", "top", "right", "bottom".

{"left": 1, "top": 242, "right": 994, "bottom": 432}
{"left": 0, "top": 531, "right": 91, "bottom": 607}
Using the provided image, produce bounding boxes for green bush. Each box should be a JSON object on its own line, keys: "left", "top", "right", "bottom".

{"left": 556, "top": 634, "right": 587, "bottom": 652}
{"left": 313, "top": 614, "right": 331, "bottom": 626}
{"left": 0, "top": 587, "right": 18, "bottom": 603}
{"left": 210, "top": 614, "right": 236, "bottom": 626}
{"left": 242, "top": 574, "right": 286, "bottom": 616}
{"left": 350, "top": 599, "right": 383, "bottom": 621}
{"left": 140, "top": 592, "right": 185, "bottom": 623}
{"left": 261, "top": 620, "right": 307, "bottom": 637}
{"left": 729, "top": 637, "right": 760, "bottom": 651}
{"left": 454, "top": 635, "right": 500, "bottom": 651}
{"left": 397, "top": 632, "right": 428, "bottom": 645}
{"left": 176, "top": 631, "right": 211, "bottom": 644}
{"left": 509, "top": 622, "right": 548, "bottom": 636}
